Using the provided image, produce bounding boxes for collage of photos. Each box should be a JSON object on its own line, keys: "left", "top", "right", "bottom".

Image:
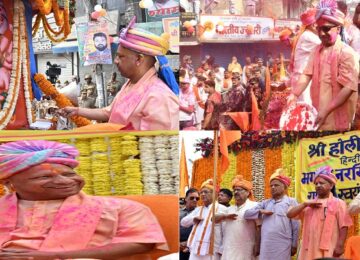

{"left": 0, "top": 0, "right": 359, "bottom": 260}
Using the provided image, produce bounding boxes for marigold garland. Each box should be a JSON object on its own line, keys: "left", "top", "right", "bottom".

{"left": 236, "top": 150, "right": 252, "bottom": 183}
{"left": 281, "top": 142, "right": 296, "bottom": 197}
{"left": 0, "top": 0, "right": 22, "bottom": 129}
{"left": 34, "top": 73, "right": 91, "bottom": 127}
{"left": 264, "top": 147, "right": 282, "bottom": 198}
{"left": 191, "top": 155, "right": 224, "bottom": 191}
{"left": 220, "top": 153, "right": 237, "bottom": 190}
{"left": 0, "top": 184, "right": 4, "bottom": 196}
{"left": 34, "top": 0, "right": 52, "bottom": 15}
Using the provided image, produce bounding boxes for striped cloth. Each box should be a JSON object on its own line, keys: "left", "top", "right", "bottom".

{"left": 0, "top": 140, "right": 79, "bottom": 180}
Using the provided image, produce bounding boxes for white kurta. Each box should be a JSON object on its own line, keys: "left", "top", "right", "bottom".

{"left": 291, "top": 30, "right": 321, "bottom": 104}
{"left": 181, "top": 203, "right": 227, "bottom": 258}
{"left": 221, "top": 200, "right": 259, "bottom": 260}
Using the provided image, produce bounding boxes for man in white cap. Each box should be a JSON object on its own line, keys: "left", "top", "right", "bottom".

{"left": 179, "top": 75, "right": 196, "bottom": 130}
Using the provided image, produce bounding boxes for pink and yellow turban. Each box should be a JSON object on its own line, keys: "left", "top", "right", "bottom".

{"left": 119, "top": 16, "right": 170, "bottom": 56}
{"left": 314, "top": 166, "right": 337, "bottom": 185}
{"left": 232, "top": 175, "right": 254, "bottom": 200}
{"left": 270, "top": 168, "right": 291, "bottom": 187}
{"left": 0, "top": 140, "right": 79, "bottom": 180}
{"left": 316, "top": 0, "right": 345, "bottom": 26}
{"left": 301, "top": 8, "right": 317, "bottom": 26}
{"left": 201, "top": 179, "right": 214, "bottom": 190}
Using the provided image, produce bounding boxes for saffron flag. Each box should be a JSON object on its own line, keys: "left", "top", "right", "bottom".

{"left": 180, "top": 138, "right": 189, "bottom": 197}
{"left": 251, "top": 90, "right": 261, "bottom": 131}
{"left": 219, "top": 129, "right": 241, "bottom": 173}
{"left": 265, "top": 66, "right": 271, "bottom": 99}
{"left": 225, "top": 112, "right": 249, "bottom": 132}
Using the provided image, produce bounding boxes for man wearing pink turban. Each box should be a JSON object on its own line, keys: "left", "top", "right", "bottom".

{"left": 0, "top": 140, "right": 167, "bottom": 260}
{"left": 287, "top": 166, "right": 353, "bottom": 259}
{"left": 244, "top": 169, "right": 300, "bottom": 260}
{"left": 288, "top": 0, "right": 359, "bottom": 131}
{"left": 60, "top": 16, "right": 179, "bottom": 131}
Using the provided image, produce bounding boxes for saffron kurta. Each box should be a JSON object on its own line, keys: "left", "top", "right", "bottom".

{"left": 222, "top": 200, "right": 259, "bottom": 260}
{"left": 0, "top": 192, "right": 168, "bottom": 260}
{"left": 296, "top": 194, "right": 353, "bottom": 260}
{"left": 180, "top": 203, "right": 227, "bottom": 260}
{"left": 304, "top": 37, "right": 359, "bottom": 130}
{"left": 244, "top": 196, "right": 300, "bottom": 260}
{"left": 104, "top": 67, "right": 179, "bottom": 130}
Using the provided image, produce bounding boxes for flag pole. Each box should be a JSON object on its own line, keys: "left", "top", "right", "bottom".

{"left": 210, "top": 129, "right": 218, "bottom": 256}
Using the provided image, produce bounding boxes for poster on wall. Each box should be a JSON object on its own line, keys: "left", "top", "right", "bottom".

{"left": 162, "top": 17, "right": 179, "bottom": 53}
{"left": 83, "top": 22, "right": 112, "bottom": 66}
{"left": 199, "top": 15, "right": 274, "bottom": 42}
{"left": 146, "top": 0, "right": 179, "bottom": 22}
{"left": 295, "top": 132, "right": 360, "bottom": 203}
{"left": 180, "top": 12, "right": 197, "bottom": 44}
{"left": 76, "top": 23, "right": 88, "bottom": 66}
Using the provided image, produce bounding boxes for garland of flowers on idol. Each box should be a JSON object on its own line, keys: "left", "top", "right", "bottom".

{"left": 20, "top": 6, "right": 35, "bottom": 125}
{"left": 0, "top": 0, "right": 22, "bottom": 129}
{"left": 252, "top": 149, "right": 265, "bottom": 201}
{"left": 32, "top": 0, "right": 71, "bottom": 42}
{"left": 33, "top": 74, "right": 91, "bottom": 127}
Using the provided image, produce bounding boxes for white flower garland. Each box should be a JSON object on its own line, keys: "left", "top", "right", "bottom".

{"left": 0, "top": 0, "right": 34, "bottom": 129}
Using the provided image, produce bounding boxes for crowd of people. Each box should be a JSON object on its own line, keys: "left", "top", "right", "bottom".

{"left": 179, "top": 167, "right": 360, "bottom": 260}
{"left": 180, "top": 1, "right": 360, "bottom": 131}
{"left": 179, "top": 54, "right": 277, "bottom": 130}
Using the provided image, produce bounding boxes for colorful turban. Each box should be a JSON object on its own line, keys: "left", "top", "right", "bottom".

{"left": 201, "top": 179, "right": 214, "bottom": 190}
{"left": 279, "top": 28, "right": 293, "bottom": 41}
{"left": 301, "top": 8, "right": 317, "bottom": 26}
{"left": 314, "top": 166, "right": 337, "bottom": 185}
{"left": 0, "top": 140, "right": 79, "bottom": 180}
{"left": 270, "top": 168, "right": 291, "bottom": 187}
{"left": 119, "top": 16, "right": 169, "bottom": 56}
{"left": 232, "top": 175, "right": 255, "bottom": 200}
{"left": 316, "top": 0, "right": 345, "bottom": 26}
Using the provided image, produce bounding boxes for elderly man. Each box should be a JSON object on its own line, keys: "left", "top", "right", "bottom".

{"left": 0, "top": 140, "right": 167, "bottom": 260}
{"left": 289, "top": 8, "right": 321, "bottom": 104}
{"left": 244, "top": 168, "right": 300, "bottom": 260}
{"left": 179, "top": 76, "right": 196, "bottom": 130}
{"left": 287, "top": 166, "right": 352, "bottom": 259}
{"left": 215, "top": 176, "right": 260, "bottom": 260}
{"left": 61, "top": 17, "right": 179, "bottom": 130}
{"left": 180, "top": 179, "right": 226, "bottom": 260}
{"left": 288, "top": 1, "right": 359, "bottom": 130}
{"left": 180, "top": 188, "right": 200, "bottom": 260}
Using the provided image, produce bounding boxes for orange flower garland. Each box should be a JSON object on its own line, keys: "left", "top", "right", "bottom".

{"left": 264, "top": 147, "right": 282, "bottom": 198}
{"left": 34, "top": 74, "right": 91, "bottom": 127}
{"left": 191, "top": 156, "right": 224, "bottom": 191}
{"left": 0, "top": 184, "right": 4, "bottom": 196}
{"left": 236, "top": 150, "right": 252, "bottom": 183}
{"left": 33, "top": 0, "right": 53, "bottom": 15}
{"left": 52, "top": 0, "right": 64, "bottom": 26}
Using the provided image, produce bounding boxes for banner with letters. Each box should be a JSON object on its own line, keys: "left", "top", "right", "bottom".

{"left": 295, "top": 131, "right": 360, "bottom": 203}
{"left": 199, "top": 15, "right": 274, "bottom": 42}
{"left": 146, "top": 0, "right": 179, "bottom": 22}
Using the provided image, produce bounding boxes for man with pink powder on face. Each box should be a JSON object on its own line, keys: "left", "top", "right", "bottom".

{"left": 287, "top": 0, "right": 359, "bottom": 131}
{"left": 0, "top": 140, "right": 167, "bottom": 260}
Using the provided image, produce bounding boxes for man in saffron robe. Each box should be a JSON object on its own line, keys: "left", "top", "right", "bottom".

{"left": 215, "top": 175, "right": 260, "bottom": 260}
{"left": 60, "top": 17, "right": 179, "bottom": 131}
{"left": 180, "top": 179, "right": 227, "bottom": 260}
{"left": 0, "top": 140, "right": 168, "bottom": 260}
{"left": 288, "top": 1, "right": 359, "bottom": 130}
{"left": 244, "top": 169, "right": 300, "bottom": 260}
{"left": 287, "top": 166, "right": 352, "bottom": 259}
